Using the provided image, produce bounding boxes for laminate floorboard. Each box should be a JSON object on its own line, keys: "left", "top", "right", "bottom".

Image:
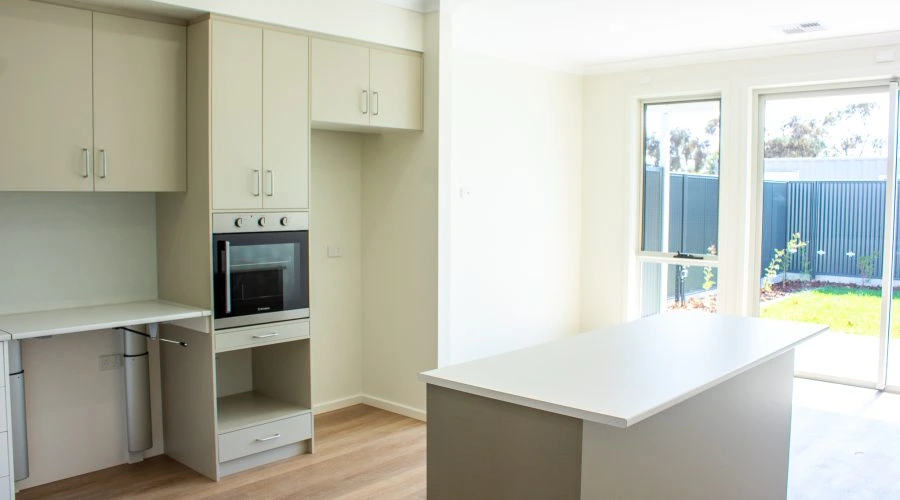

{"left": 17, "top": 405, "right": 426, "bottom": 500}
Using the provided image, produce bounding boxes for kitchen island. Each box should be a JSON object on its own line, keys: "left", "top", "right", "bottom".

{"left": 418, "top": 313, "right": 826, "bottom": 500}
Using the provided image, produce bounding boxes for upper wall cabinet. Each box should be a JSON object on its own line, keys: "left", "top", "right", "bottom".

{"left": 93, "top": 13, "right": 187, "bottom": 192}
{"left": 0, "top": 0, "right": 186, "bottom": 192}
{"left": 0, "top": 0, "right": 93, "bottom": 191}
{"left": 210, "top": 20, "right": 310, "bottom": 211}
{"left": 311, "top": 38, "right": 423, "bottom": 131}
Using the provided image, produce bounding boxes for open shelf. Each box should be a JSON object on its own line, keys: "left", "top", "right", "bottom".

{"left": 217, "top": 391, "right": 310, "bottom": 433}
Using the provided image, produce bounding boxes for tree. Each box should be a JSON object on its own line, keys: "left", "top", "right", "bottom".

{"left": 765, "top": 102, "right": 884, "bottom": 158}
{"left": 644, "top": 121, "right": 719, "bottom": 175}
{"left": 764, "top": 115, "right": 828, "bottom": 158}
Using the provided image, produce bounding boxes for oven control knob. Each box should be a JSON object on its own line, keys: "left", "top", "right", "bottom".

{"left": 280, "top": 216, "right": 289, "bottom": 226}
{"left": 258, "top": 216, "right": 267, "bottom": 227}
{"left": 234, "top": 217, "right": 244, "bottom": 228}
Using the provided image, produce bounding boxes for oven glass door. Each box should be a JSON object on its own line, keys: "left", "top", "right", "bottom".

{"left": 213, "top": 230, "right": 309, "bottom": 329}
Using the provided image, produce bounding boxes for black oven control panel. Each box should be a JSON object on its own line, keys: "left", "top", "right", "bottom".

{"left": 213, "top": 212, "right": 309, "bottom": 234}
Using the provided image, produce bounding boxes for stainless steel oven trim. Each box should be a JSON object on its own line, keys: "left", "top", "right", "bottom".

{"left": 213, "top": 211, "right": 309, "bottom": 234}
{"left": 214, "top": 308, "right": 310, "bottom": 330}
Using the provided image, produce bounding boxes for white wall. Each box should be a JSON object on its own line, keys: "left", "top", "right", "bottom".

{"left": 0, "top": 193, "right": 157, "bottom": 314}
{"left": 309, "top": 131, "right": 364, "bottom": 411}
{"left": 581, "top": 41, "right": 900, "bottom": 330}
{"left": 0, "top": 193, "right": 161, "bottom": 488}
{"left": 443, "top": 53, "right": 583, "bottom": 361}
{"left": 358, "top": 12, "right": 440, "bottom": 419}
{"left": 153, "top": 0, "right": 424, "bottom": 51}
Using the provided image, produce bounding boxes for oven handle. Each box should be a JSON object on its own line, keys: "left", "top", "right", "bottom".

{"left": 223, "top": 241, "right": 232, "bottom": 314}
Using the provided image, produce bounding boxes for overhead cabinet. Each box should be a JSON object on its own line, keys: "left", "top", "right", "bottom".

{"left": 0, "top": 0, "right": 186, "bottom": 192}
{"left": 210, "top": 20, "right": 310, "bottom": 211}
{"left": 311, "top": 38, "right": 423, "bottom": 131}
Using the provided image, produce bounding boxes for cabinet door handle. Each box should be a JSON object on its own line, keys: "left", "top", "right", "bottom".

{"left": 256, "top": 433, "right": 281, "bottom": 442}
{"left": 252, "top": 169, "right": 261, "bottom": 196}
{"left": 373, "top": 91, "right": 379, "bottom": 116}
{"left": 252, "top": 332, "right": 279, "bottom": 339}
{"left": 99, "top": 149, "right": 108, "bottom": 179}
{"left": 266, "top": 169, "right": 274, "bottom": 197}
{"left": 82, "top": 148, "right": 92, "bottom": 178}
{"left": 223, "top": 241, "right": 232, "bottom": 314}
{"left": 361, "top": 89, "right": 369, "bottom": 114}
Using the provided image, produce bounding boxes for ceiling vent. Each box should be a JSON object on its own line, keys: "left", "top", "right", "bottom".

{"left": 780, "top": 22, "right": 826, "bottom": 35}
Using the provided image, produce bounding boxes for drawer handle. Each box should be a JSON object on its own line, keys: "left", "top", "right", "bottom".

{"left": 256, "top": 433, "right": 281, "bottom": 442}
{"left": 252, "top": 333, "right": 279, "bottom": 339}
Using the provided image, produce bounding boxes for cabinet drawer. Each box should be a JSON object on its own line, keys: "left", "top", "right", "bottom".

{"left": 218, "top": 413, "right": 312, "bottom": 463}
{"left": 215, "top": 321, "right": 309, "bottom": 352}
{"left": 0, "top": 474, "right": 9, "bottom": 500}
{"left": 0, "top": 388, "right": 7, "bottom": 433}
{"left": 0, "top": 433, "right": 9, "bottom": 478}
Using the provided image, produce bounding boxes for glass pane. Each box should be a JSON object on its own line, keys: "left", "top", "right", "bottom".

{"left": 641, "top": 262, "right": 719, "bottom": 316}
{"left": 889, "top": 89, "right": 900, "bottom": 387}
{"left": 758, "top": 90, "right": 890, "bottom": 384}
{"left": 642, "top": 100, "right": 721, "bottom": 255}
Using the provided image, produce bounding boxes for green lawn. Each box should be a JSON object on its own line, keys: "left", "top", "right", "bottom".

{"left": 761, "top": 286, "right": 900, "bottom": 336}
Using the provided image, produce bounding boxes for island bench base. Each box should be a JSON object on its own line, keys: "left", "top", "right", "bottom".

{"left": 426, "top": 350, "right": 795, "bottom": 499}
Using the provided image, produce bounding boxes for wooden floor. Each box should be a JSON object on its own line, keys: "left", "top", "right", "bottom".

{"left": 17, "top": 405, "right": 426, "bottom": 499}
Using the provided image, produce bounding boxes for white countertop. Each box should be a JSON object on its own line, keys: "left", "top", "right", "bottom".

{"left": 419, "top": 312, "right": 826, "bottom": 428}
{"left": 0, "top": 300, "right": 211, "bottom": 339}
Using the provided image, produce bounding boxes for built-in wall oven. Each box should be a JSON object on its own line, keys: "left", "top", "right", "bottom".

{"left": 212, "top": 212, "right": 309, "bottom": 330}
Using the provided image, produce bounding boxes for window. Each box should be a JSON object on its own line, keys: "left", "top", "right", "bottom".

{"left": 639, "top": 99, "right": 722, "bottom": 315}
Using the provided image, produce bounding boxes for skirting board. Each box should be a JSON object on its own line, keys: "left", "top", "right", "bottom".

{"left": 313, "top": 394, "right": 427, "bottom": 421}
{"left": 313, "top": 395, "right": 364, "bottom": 415}
{"left": 362, "top": 395, "right": 427, "bottom": 422}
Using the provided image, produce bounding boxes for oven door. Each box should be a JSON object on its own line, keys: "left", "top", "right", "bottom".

{"left": 213, "top": 230, "right": 309, "bottom": 329}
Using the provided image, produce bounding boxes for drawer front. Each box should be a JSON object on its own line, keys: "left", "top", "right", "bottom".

{"left": 0, "top": 474, "right": 9, "bottom": 500}
{"left": 215, "top": 321, "right": 309, "bottom": 352}
{"left": 0, "top": 433, "right": 9, "bottom": 478}
{"left": 218, "top": 413, "right": 312, "bottom": 463}
{"left": 0, "top": 388, "right": 7, "bottom": 433}
{"left": 0, "top": 344, "right": 6, "bottom": 388}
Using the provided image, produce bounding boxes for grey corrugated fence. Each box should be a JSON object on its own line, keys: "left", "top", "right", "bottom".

{"left": 778, "top": 180, "right": 898, "bottom": 279}
{"left": 644, "top": 169, "right": 899, "bottom": 299}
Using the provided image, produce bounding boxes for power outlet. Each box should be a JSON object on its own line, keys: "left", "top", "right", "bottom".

{"left": 99, "top": 354, "right": 123, "bottom": 371}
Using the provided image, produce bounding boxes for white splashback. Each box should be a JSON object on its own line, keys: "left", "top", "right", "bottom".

{"left": 0, "top": 192, "right": 158, "bottom": 315}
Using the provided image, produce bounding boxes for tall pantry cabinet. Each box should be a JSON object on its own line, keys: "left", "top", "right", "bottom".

{"left": 210, "top": 22, "right": 310, "bottom": 211}
{"left": 158, "top": 17, "right": 314, "bottom": 481}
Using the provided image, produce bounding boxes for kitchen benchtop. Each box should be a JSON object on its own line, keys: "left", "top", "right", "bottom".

{"left": 0, "top": 300, "right": 211, "bottom": 340}
{"left": 419, "top": 312, "right": 826, "bottom": 428}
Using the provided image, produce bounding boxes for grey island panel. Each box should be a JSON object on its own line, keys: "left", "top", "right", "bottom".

{"left": 427, "top": 385, "right": 583, "bottom": 500}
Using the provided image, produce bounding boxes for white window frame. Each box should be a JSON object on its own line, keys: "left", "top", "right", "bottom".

{"left": 636, "top": 96, "right": 723, "bottom": 316}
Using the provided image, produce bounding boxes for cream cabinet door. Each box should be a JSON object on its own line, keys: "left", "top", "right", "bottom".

{"left": 310, "top": 39, "right": 370, "bottom": 128}
{"left": 211, "top": 20, "right": 263, "bottom": 210}
{"left": 93, "top": 13, "right": 186, "bottom": 192}
{"left": 263, "top": 30, "right": 309, "bottom": 210}
{"left": 369, "top": 49, "right": 423, "bottom": 131}
{"left": 0, "top": 0, "right": 93, "bottom": 191}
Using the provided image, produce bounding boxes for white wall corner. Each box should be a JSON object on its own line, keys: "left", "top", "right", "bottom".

{"left": 362, "top": 394, "right": 427, "bottom": 421}
{"left": 314, "top": 395, "right": 365, "bottom": 415}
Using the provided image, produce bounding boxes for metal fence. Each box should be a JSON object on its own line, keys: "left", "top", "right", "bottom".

{"left": 776, "top": 180, "right": 899, "bottom": 280}
{"left": 644, "top": 169, "right": 900, "bottom": 300}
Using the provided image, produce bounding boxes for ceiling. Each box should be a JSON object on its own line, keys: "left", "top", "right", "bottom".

{"left": 62, "top": 0, "right": 900, "bottom": 73}
{"left": 444, "top": 0, "right": 900, "bottom": 72}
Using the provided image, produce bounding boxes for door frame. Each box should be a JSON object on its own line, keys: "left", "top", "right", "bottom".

{"left": 753, "top": 80, "right": 900, "bottom": 391}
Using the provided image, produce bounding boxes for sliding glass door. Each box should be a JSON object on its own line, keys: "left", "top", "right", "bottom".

{"left": 758, "top": 83, "right": 900, "bottom": 389}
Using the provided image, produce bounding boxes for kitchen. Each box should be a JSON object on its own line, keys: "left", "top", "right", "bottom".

{"left": 0, "top": 0, "right": 436, "bottom": 493}
{"left": 4, "top": 0, "right": 900, "bottom": 498}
